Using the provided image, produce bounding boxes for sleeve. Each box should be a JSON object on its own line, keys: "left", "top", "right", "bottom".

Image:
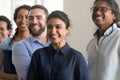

{"left": 27, "top": 51, "right": 39, "bottom": 80}
{"left": 0, "top": 53, "right": 3, "bottom": 69}
{"left": 75, "top": 53, "right": 90, "bottom": 80}
{"left": 12, "top": 42, "right": 31, "bottom": 80}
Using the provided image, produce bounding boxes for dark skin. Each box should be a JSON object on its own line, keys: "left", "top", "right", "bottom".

{"left": 0, "top": 8, "right": 30, "bottom": 80}
{"left": 92, "top": 0, "right": 116, "bottom": 42}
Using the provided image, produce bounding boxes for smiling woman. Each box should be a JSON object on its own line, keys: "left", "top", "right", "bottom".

{"left": 27, "top": 10, "right": 90, "bottom": 80}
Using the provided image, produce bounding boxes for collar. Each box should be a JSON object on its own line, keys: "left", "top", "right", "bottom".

{"left": 29, "top": 35, "right": 38, "bottom": 42}
{"left": 29, "top": 35, "right": 51, "bottom": 45}
{"left": 94, "top": 23, "right": 117, "bottom": 37}
{"left": 48, "top": 43, "right": 71, "bottom": 55}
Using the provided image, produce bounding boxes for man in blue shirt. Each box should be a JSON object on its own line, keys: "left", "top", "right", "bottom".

{"left": 12, "top": 5, "right": 50, "bottom": 80}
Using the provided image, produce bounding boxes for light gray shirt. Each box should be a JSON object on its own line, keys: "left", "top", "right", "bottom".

{"left": 87, "top": 23, "right": 120, "bottom": 80}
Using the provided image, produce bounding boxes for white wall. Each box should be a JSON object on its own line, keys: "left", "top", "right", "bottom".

{"left": 0, "top": 0, "right": 11, "bottom": 19}
{"left": 64, "top": 0, "right": 95, "bottom": 59}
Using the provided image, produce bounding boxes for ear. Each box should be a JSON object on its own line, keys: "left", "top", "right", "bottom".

{"left": 66, "top": 26, "right": 71, "bottom": 34}
{"left": 112, "top": 13, "right": 116, "bottom": 21}
{"left": 8, "top": 29, "right": 12, "bottom": 36}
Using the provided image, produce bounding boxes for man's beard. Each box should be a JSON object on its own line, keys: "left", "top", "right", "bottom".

{"left": 29, "top": 27, "right": 45, "bottom": 37}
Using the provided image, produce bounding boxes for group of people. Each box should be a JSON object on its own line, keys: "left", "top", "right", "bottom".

{"left": 0, "top": 0, "right": 120, "bottom": 80}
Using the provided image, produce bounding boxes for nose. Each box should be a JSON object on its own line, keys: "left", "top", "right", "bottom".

{"left": 29, "top": 17, "right": 38, "bottom": 24}
{"left": 95, "top": 10, "right": 102, "bottom": 14}
{"left": 21, "top": 17, "right": 27, "bottom": 23}
{"left": 49, "top": 27, "right": 56, "bottom": 34}
{"left": 32, "top": 17, "right": 38, "bottom": 24}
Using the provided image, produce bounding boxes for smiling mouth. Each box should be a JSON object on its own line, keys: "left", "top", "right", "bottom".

{"left": 51, "top": 35, "right": 58, "bottom": 38}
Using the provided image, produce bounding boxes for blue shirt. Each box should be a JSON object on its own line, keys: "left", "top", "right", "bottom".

{"left": 0, "top": 37, "right": 14, "bottom": 51}
{"left": 27, "top": 43, "right": 90, "bottom": 80}
{"left": 12, "top": 35, "right": 50, "bottom": 80}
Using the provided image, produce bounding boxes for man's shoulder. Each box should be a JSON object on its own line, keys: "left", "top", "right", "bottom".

{"left": 14, "top": 37, "right": 31, "bottom": 47}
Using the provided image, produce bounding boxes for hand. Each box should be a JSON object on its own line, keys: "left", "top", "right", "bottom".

{"left": 9, "top": 74, "right": 18, "bottom": 80}
{"left": 2, "top": 74, "right": 18, "bottom": 80}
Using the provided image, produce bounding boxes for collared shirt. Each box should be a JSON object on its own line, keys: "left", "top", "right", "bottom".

{"left": 12, "top": 35, "right": 50, "bottom": 80}
{"left": 0, "top": 37, "right": 16, "bottom": 74}
{"left": 87, "top": 23, "right": 120, "bottom": 80}
{"left": 0, "top": 37, "right": 14, "bottom": 51}
{"left": 27, "top": 43, "right": 90, "bottom": 80}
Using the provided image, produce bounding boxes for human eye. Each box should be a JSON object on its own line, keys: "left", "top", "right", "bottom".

{"left": 56, "top": 25, "right": 62, "bottom": 29}
{"left": 17, "top": 16, "right": 22, "bottom": 19}
{"left": 91, "top": 7, "right": 98, "bottom": 12}
{"left": 47, "top": 25, "right": 52, "bottom": 29}
{"left": 28, "top": 16, "right": 33, "bottom": 20}
{"left": 100, "top": 7, "right": 107, "bottom": 12}
{"left": 0, "top": 27, "right": 4, "bottom": 31}
{"left": 36, "top": 16, "right": 42, "bottom": 20}
{"left": 25, "top": 16, "right": 28, "bottom": 19}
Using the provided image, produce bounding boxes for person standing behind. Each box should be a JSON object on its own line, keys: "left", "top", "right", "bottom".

{"left": 87, "top": 0, "right": 120, "bottom": 80}
{"left": 0, "top": 5, "right": 31, "bottom": 80}
{"left": 0, "top": 15, "right": 13, "bottom": 80}
{"left": 12, "top": 5, "right": 50, "bottom": 80}
{"left": 27, "top": 10, "right": 90, "bottom": 80}
{"left": 0, "top": 16, "right": 12, "bottom": 43}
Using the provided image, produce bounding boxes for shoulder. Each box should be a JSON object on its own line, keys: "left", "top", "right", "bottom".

{"left": 69, "top": 48, "right": 87, "bottom": 66}
{"left": 0, "top": 37, "right": 13, "bottom": 50}
{"left": 69, "top": 48, "right": 85, "bottom": 59}
{"left": 31, "top": 47, "right": 48, "bottom": 59}
{"left": 14, "top": 37, "right": 31, "bottom": 46}
{"left": 33, "top": 47, "right": 48, "bottom": 55}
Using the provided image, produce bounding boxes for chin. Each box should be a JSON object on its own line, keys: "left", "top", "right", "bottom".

{"left": 51, "top": 41, "right": 59, "bottom": 44}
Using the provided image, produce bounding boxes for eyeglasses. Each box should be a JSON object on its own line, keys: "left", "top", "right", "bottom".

{"left": 90, "top": 7, "right": 111, "bottom": 13}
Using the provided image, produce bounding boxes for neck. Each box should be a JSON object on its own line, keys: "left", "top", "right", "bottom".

{"left": 52, "top": 40, "right": 66, "bottom": 51}
{"left": 36, "top": 31, "right": 48, "bottom": 44}
{"left": 14, "top": 30, "right": 30, "bottom": 41}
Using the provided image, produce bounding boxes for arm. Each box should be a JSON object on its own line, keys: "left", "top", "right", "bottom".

{"left": 0, "top": 53, "right": 3, "bottom": 69}
{"left": 75, "top": 53, "right": 90, "bottom": 80}
{"left": 27, "top": 52, "right": 38, "bottom": 80}
{"left": 12, "top": 42, "right": 31, "bottom": 80}
{"left": 0, "top": 72, "right": 18, "bottom": 80}
{"left": 0, "top": 52, "right": 18, "bottom": 80}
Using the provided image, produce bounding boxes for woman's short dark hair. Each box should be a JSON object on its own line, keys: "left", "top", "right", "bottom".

{"left": 14, "top": 5, "right": 31, "bottom": 21}
{"left": 93, "top": 0, "right": 120, "bottom": 22}
{"left": 47, "top": 10, "right": 70, "bottom": 28}
{"left": 0, "top": 15, "right": 12, "bottom": 30}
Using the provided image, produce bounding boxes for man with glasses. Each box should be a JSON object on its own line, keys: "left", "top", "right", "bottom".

{"left": 87, "top": 0, "right": 120, "bottom": 80}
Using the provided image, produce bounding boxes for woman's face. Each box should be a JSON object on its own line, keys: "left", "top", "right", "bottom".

{"left": 15, "top": 9, "right": 29, "bottom": 32}
{"left": 92, "top": 1, "right": 116, "bottom": 28}
{"left": 47, "top": 18, "right": 70, "bottom": 46}
{"left": 0, "top": 21, "right": 11, "bottom": 42}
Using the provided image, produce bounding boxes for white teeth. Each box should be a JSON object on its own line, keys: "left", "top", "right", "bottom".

{"left": 21, "top": 25, "right": 26, "bottom": 26}
{"left": 96, "top": 17, "right": 102, "bottom": 20}
{"left": 21, "top": 24, "right": 27, "bottom": 27}
{"left": 52, "top": 35, "right": 58, "bottom": 38}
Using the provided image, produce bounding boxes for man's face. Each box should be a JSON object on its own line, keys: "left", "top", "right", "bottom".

{"left": 92, "top": 1, "right": 116, "bottom": 28}
{"left": 28, "top": 8, "right": 47, "bottom": 36}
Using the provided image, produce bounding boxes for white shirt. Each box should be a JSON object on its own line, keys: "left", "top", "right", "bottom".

{"left": 87, "top": 23, "right": 120, "bottom": 80}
